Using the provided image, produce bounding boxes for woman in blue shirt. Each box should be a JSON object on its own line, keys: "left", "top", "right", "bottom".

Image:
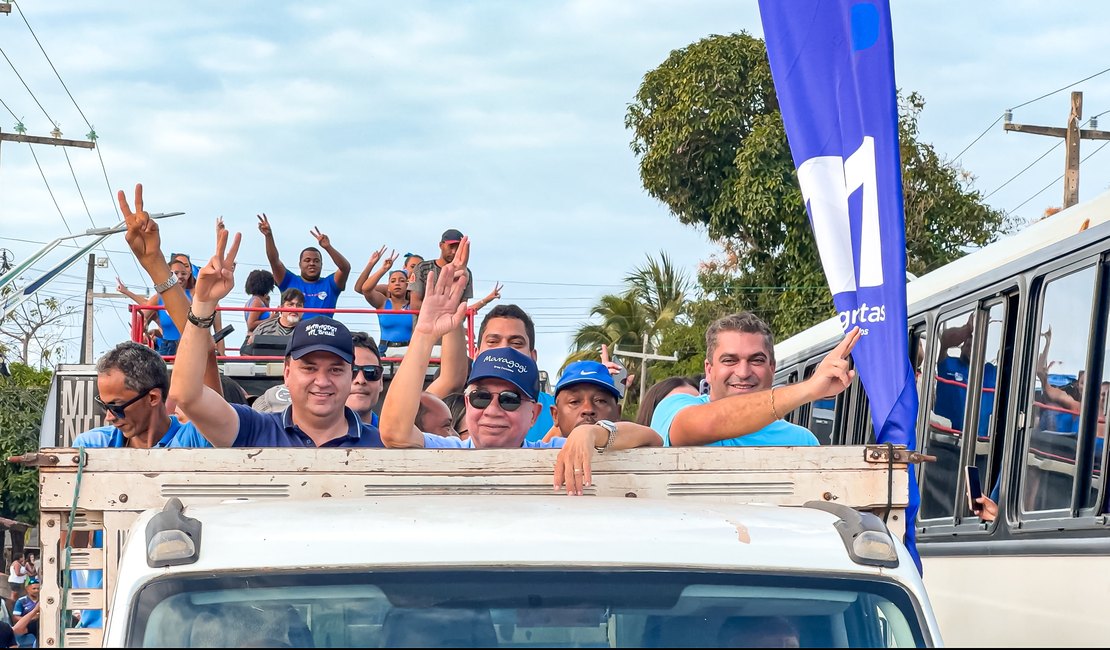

{"left": 354, "top": 248, "right": 414, "bottom": 358}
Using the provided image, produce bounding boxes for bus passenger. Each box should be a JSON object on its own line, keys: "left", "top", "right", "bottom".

{"left": 651, "top": 312, "right": 858, "bottom": 447}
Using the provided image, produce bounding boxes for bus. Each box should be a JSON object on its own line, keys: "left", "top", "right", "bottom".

{"left": 773, "top": 190, "right": 1110, "bottom": 647}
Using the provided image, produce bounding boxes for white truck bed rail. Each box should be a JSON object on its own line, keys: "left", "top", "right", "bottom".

{"left": 24, "top": 445, "right": 913, "bottom": 648}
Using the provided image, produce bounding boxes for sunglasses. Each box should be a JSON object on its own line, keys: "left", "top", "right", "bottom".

{"left": 352, "top": 364, "right": 383, "bottom": 382}
{"left": 95, "top": 387, "right": 154, "bottom": 419}
{"left": 465, "top": 388, "right": 531, "bottom": 412}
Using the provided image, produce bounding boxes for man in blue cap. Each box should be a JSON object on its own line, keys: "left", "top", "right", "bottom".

{"left": 548, "top": 360, "right": 626, "bottom": 438}
{"left": 378, "top": 237, "right": 659, "bottom": 493}
{"left": 169, "top": 224, "right": 382, "bottom": 448}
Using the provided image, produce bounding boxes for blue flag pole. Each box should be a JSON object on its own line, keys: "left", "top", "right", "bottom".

{"left": 758, "top": 0, "right": 921, "bottom": 571}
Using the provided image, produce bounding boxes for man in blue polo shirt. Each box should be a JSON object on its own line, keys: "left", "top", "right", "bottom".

{"left": 73, "top": 341, "right": 210, "bottom": 449}
{"left": 169, "top": 225, "right": 382, "bottom": 448}
{"left": 257, "top": 213, "right": 351, "bottom": 315}
{"left": 651, "top": 312, "right": 858, "bottom": 447}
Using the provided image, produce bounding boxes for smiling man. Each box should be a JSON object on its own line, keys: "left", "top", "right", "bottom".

{"left": 651, "top": 312, "right": 860, "bottom": 447}
{"left": 169, "top": 224, "right": 382, "bottom": 448}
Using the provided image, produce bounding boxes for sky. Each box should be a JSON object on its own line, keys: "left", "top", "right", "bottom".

{"left": 2, "top": 0, "right": 1109, "bottom": 378}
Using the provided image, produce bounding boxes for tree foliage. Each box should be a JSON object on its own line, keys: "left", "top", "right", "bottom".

{"left": 626, "top": 33, "right": 1013, "bottom": 342}
{"left": 0, "top": 363, "right": 51, "bottom": 524}
{"left": 0, "top": 282, "right": 78, "bottom": 367}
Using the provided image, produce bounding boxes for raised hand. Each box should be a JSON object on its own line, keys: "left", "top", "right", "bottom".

{"left": 116, "top": 276, "right": 128, "bottom": 293}
{"left": 117, "top": 183, "right": 162, "bottom": 266}
{"left": 310, "top": 226, "right": 331, "bottom": 249}
{"left": 257, "top": 213, "right": 273, "bottom": 237}
{"left": 808, "top": 327, "right": 860, "bottom": 399}
{"left": 485, "top": 281, "right": 502, "bottom": 302}
{"left": 599, "top": 343, "right": 627, "bottom": 382}
{"left": 382, "top": 249, "right": 399, "bottom": 269}
{"left": 414, "top": 237, "right": 469, "bottom": 338}
{"left": 194, "top": 220, "right": 242, "bottom": 304}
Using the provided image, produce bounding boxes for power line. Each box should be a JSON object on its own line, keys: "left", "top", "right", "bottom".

{"left": 1008, "top": 139, "right": 1110, "bottom": 214}
{"left": 27, "top": 143, "right": 74, "bottom": 234}
{"left": 982, "top": 140, "right": 1062, "bottom": 200}
{"left": 0, "top": 95, "right": 19, "bottom": 121}
{"left": 1010, "top": 65, "right": 1110, "bottom": 111}
{"left": 952, "top": 113, "right": 1004, "bottom": 163}
{"left": 11, "top": 1, "right": 94, "bottom": 130}
{"left": 0, "top": 44, "right": 55, "bottom": 127}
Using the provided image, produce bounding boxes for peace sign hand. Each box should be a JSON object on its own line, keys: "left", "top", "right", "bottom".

{"left": 257, "top": 213, "right": 273, "bottom": 237}
{"left": 310, "top": 226, "right": 331, "bottom": 249}
{"left": 194, "top": 219, "right": 242, "bottom": 305}
{"left": 382, "top": 249, "right": 399, "bottom": 269}
{"left": 118, "top": 183, "right": 162, "bottom": 266}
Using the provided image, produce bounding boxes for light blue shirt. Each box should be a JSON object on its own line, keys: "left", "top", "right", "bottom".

{"left": 650, "top": 393, "right": 819, "bottom": 447}
{"left": 422, "top": 432, "right": 567, "bottom": 448}
{"left": 73, "top": 416, "right": 212, "bottom": 448}
{"left": 524, "top": 391, "right": 556, "bottom": 443}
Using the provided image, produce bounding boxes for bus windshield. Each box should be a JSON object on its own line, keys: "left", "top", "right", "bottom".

{"left": 130, "top": 569, "right": 928, "bottom": 647}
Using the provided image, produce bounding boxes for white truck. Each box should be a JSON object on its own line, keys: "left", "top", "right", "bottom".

{"left": 19, "top": 444, "right": 942, "bottom": 647}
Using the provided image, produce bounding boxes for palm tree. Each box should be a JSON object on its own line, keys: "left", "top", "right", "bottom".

{"left": 624, "top": 251, "right": 691, "bottom": 339}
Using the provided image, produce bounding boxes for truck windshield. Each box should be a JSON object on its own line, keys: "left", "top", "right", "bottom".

{"left": 130, "top": 569, "right": 928, "bottom": 648}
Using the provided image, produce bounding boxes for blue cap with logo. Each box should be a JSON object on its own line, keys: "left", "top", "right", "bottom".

{"left": 467, "top": 347, "right": 540, "bottom": 400}
{"left": 555, "top": 360, "right": 622, "bottom": 400}
{"left": 285, "top": 316, "right": 354, "bottom": 363}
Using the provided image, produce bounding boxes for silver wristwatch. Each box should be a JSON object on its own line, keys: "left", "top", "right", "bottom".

{"left": 153, "top": 273, "right": 179, "bottom": 294}
{"left": 595, "top": 419, "right": 618, "bottom": 452}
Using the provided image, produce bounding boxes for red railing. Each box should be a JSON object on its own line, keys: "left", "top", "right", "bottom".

{"left": 128, "top": 304, "right": 478, "bottom": 361}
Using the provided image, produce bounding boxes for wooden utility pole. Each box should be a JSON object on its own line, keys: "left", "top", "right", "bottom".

{"left": 0, "top": 4, "right": 11, "bottom": 15}
{"left": 80, "top": 254, "right": 95, "bottom": 363}
{"left": 615, "top": 333, "right": 678, "bottom": 401}
{"left": 1004, "top": 91, "right": 1110, "bottom": 208}
{"left": 0, "top": 127, "right": 96, "bottom": 150}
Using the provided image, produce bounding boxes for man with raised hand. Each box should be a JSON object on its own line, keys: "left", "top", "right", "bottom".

{"left": 257, "top": 213, "right": 351, "bottom": 316}
{"left": 408, "top": 228, "right": 473, "bottom": 311}
{"left": 651, "top": 312, "right": 859, "bottom": 447}
{"left": 379, "top": 238, "right": 659, "bottom": 495}
{"left": 169, "top": 223, "right": 382, "bottom": 448}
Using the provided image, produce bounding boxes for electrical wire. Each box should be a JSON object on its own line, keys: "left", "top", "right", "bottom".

{"left": 11, "top": 1, "right": 94, "bottom": 130}
{"left": 0, "top": 44, "right": 55, "bottom": 127}
{"left": 1008, "top": 140, "right": 1110, "bottom": 214}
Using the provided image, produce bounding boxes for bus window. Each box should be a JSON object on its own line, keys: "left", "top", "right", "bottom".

{"left": 972, "top": 303, "right": 1005, "bottom": 499}
{"left": 803, "top": 362, "right": 837, "bottom": 445}
{"left": 919, "top": 311, "right": 975, "bottom": 521}
{"left": 910, "top": 325, "right": 927, "bottom": 446}
{"left": 1023, "top": 266, "right": 1097, "bottom": 514}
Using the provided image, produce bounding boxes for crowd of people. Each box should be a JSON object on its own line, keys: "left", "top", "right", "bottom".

{"left": 11, "top": 183, "right": 861, "bottom": 647}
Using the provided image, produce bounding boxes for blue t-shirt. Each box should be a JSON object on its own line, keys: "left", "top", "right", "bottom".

{"left": 934, "top": 356, "right": 970, "bottom": 432}
{"left": 378, "top": 298, "right": 414, "bottom": 343}
{"left": 244, "top": 297, "right": 271, "bottom": 323}
{"left": 422, "top": 432, "right": 566, "bottom": 448}
{"left": 278, "top": 272, "right": 341, "bottom": 313}
{"left": 154, "top": 289, "right": 191, "bottom": 342}
{"left": 13, "top": 595, "right": 38, "bottom": 642}
{"left": 524, "top": 391, "right": 556, "bottom": 443}
{"left": 650, "top": 393, "right": 819, "bottom": 447}
{"left": 231, "top": 403, "right": 383, "bottom": 447}
{"left": 73, "top": 416, "right": 211, "bottom": 448}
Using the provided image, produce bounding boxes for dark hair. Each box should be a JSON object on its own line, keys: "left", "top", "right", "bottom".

{"left": 244, "top": 269, "right": 276, "bottom": 297}
{"left": 635, "top": 376, "right": 700, "bottom": 426}
{"left": 220, "top": 376, "right": 249, "bottom": 405}
{"left": 350, "top": 331, "right": 382, "bottom": 364}
{"left": 299, "top": 246, "right": 322, "bottom": 259}
{"left": 96, "top": 341, "right": 170, "bottom": 398}
{"left": 706, "top": 312, "right": 775, "bottom": 364}
{"left": 479, "top": 304, "right": 536, "bottom": 351}
{"left": 281, "top": 288, "right": 305, "bottom": 304}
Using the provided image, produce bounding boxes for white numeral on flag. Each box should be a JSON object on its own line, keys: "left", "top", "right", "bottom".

{"left": 796, "top": 136, "right": 884, "bottom": 294}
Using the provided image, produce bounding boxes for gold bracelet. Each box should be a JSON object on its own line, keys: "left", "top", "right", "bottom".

{"left": 770, "top": 386, "right": 781, "bottom": 420}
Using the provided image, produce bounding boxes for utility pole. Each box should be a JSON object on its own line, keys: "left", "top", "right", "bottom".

{"left": 1004, "top": 91, "right": 1110, "bottom": 208}
{"left": 80, "top": 254, "right": 95, "bottom": 363}
{"left": 0, "top": 127, "right": 96, "bottom": 150}
{"left": 614, "top": 333, "right": 678, "bottom": 401}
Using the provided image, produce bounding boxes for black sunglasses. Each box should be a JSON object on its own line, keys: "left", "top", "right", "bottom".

{"left": 95, "top": 387, "right": 154, "bottom": 419}
{"left": 465, "top": 388, "right": 531, "bottom": 412}
{"left": 352, "top": 364, "right": 383, "bottom": 382}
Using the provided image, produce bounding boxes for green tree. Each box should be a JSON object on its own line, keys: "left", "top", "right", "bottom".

{"left": 0, "top": 362, "right": 51, "bottom": 524}
{"left": 626, "top": 33, "right": 1012, "bottom": 339}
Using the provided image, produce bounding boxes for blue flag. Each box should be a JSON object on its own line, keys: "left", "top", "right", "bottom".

{"left": 758, "top": 0, "right": 921, "bottom": 570}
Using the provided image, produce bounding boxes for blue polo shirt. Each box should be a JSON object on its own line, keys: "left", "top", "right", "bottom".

{"left": 73, "top": 416, "right": 211, "bottom": 448}
{"left": 278, "top": 272, "right": 341, "bottom": 313}
{"left": 422, "top": 433, "right": 566, "bottom": 448}
{"left": 231, "top": 403, "right": 383, "bottom": 447}
{"left": 650, "top": 393, "right": 819, "bottom": 447}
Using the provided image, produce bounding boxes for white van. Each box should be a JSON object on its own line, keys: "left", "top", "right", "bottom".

{"left": 26, "top": 445, "right": 941, "bottom": 647}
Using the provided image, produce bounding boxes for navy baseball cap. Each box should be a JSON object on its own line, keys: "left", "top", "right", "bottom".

{"left": 440, "top": 228, "right": 464, "bottom": 244}
{"left": 467, "top": 347, "right": 540, "bottom": 400}
{"left": 285, "top": 316, "right": 354, "bottom": 363}
{"left": 555, "top": 360, "right": 622, "bottom": 400}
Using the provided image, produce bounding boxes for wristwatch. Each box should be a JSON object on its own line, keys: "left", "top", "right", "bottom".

{"left": 594, "top": 419, "right": 618, "bottom": 452}
{"left": 153, "top": 273, "right": 179, "bottom": 294}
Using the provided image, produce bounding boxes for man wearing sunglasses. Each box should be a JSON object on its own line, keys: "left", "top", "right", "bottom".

{"left": 73, "top": 342, "right": 210, "bottom": 449}
{"left": 380, "top": 239, "right": 659, "bottom": 493}
{"left": 169, "top": 224, "right": 383, "bottom": 448}
{"left": 347, "top": 332, "right": 385, "bottom": 427}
